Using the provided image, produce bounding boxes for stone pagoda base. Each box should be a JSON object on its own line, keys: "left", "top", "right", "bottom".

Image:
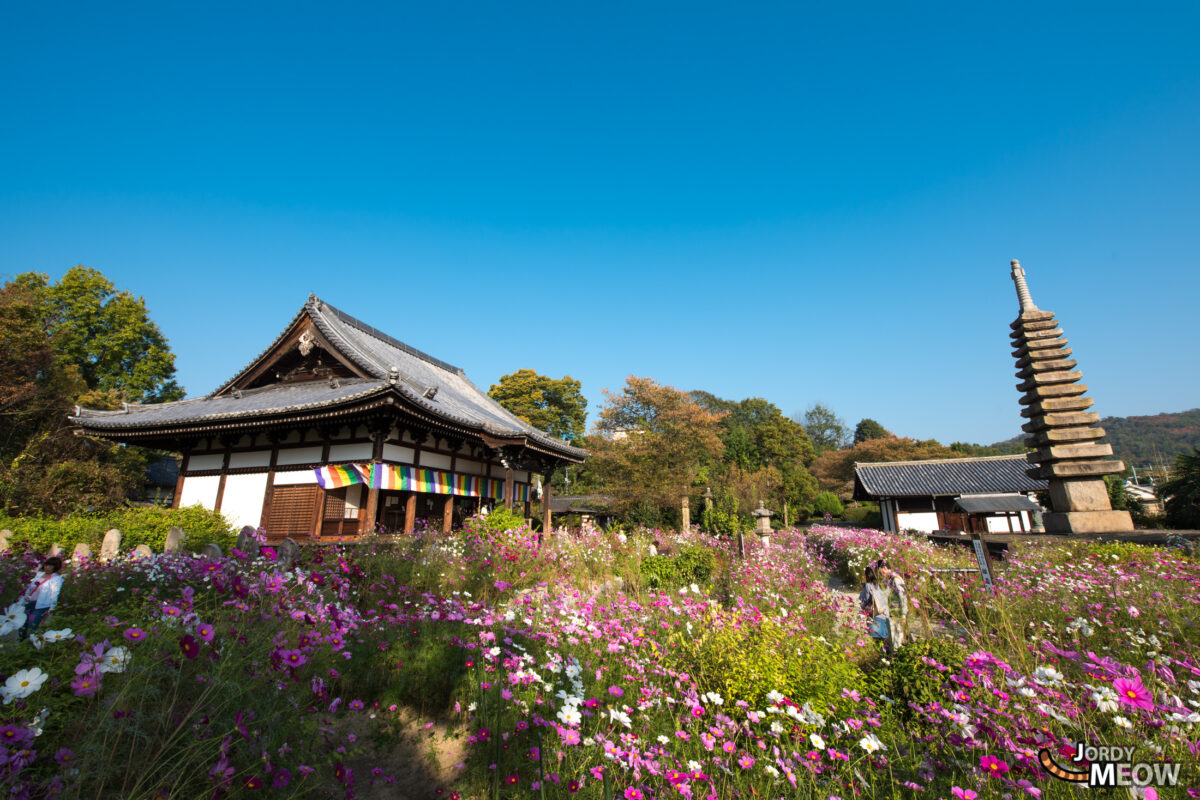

{"left": 1043, "top": 509, "right": 1134, "bottom": 534}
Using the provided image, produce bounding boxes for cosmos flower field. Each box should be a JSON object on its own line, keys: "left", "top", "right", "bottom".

{"left": 0, "top": 521, "right": 1196, "bottom": 799}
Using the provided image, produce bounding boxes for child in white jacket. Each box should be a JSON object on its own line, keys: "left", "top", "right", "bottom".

{"left": 18, "top": 556, "right": 64, "bottom": 640}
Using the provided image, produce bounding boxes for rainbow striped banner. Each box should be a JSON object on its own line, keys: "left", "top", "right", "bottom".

{"left": 364, "top": 465, "right": 485, "bottom": 497}
{"left": 513, "top": 484, "right": 530, "bottom": 503}
{"left": 367, "top": 463, "right": 399, "bottom": 490}
{"left": 452, "top": 473, "right": 482, "bottom": 497}
{"left": 314, "top": 464, "right": 366, "bottom": 489}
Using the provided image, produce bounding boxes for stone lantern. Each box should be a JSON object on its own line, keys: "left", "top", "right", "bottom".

{"left": 751, "top": 500, "right": 774, "bottom": 552}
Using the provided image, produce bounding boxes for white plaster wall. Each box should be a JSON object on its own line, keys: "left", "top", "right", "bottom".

{"left": 273, "top": 470, "right": 318, "bottom": 486}
{"left": 187, "top": 453, "right": 224, "bottom": 470}
{"left": 329, "top": 443, "right": 372, "bottom": 461}
{"left": 455, "top": 459, "right": 483, "bottom": 475}
{"left": 277, "top": 446, "right": 323, "bottom": 465}
{"left": 420, "top": 452, "right": 452, "bottom": 470}
{"left": 229, "top": 451, "right": 271, "bottom": 468}
{"left": 220, "top": 473, "right": 268, "bottom": 529}
{"left": 345, "top": 484, "right": 362, "bottom": 514}
{"left": 490, "top": 465, "right": 507, "bottom": 478}
{"left": 514, "top": 470, "right": 529, "bottom": 482}
{"left": 178, "top": 475, "right": 220, "bottom": 510}
{"left": 895, "top": 511, "right": 939, "bottom": 533}
{"left": 382, "top": 444, "right": 415, "bottom": 464}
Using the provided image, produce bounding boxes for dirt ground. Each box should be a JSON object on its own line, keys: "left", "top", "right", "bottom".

{"left": 340, "top": 707, "right": 469, "bottom": 799}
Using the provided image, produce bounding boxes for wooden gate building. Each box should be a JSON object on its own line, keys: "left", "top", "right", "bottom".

{"left": 71, "top": 295, "right": 586, "bottom": 539}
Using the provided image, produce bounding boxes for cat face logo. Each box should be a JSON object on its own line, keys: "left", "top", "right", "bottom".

{"left": 1039, "top": 742, "right": 1180, "bottom": 789}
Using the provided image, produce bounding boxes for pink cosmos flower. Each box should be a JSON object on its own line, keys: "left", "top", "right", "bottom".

{"left": 123, "top": 628, "right": 146, "bottom": 642}
{"left": 1113, "top": 677, "right": 1155, "bottom": 711}
{"left": 608, "top": 685, "right": 623, "bottom": 697}
{"left": 623, "top": 789, "right": 644, "bottom": 800}
{"left": 71, "top": 672, "right": 101, "bottom": 697}
{"left": 196, "top": 624, "right": 215, "bottom": 643}
{"left": 951, "top": 789, "right": 978, "bottom": 800}
{"left": 980, "top": 755, "right": 1009, "bottom": 776}
{"left": 737, "top": 755, "right": 755, "bottom": 769}
{"left": 179, "top": 634, "right": 200, "bottom": 660}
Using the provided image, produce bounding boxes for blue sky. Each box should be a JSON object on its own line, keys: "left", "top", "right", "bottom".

{"left": 2, "top": 2, "right": 1198, "bottom": 445}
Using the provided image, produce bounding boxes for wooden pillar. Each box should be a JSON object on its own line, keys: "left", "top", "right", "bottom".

{"left": 442, "top": 495, "right": 453, "bottom": 533}
{"left": 171, "top": 453, "right": 187, "bottom": 509}
{"left": 542, "top": 478, "right": 553, "bottom": 534}
{"left": 404, "top": 493, "right": 417, "bottom": 535}
{"left": 504, "top": 468, "right": 514, "bottom": 508}
{"left": 363, "top": 485, "right": 380, "bottom": 535}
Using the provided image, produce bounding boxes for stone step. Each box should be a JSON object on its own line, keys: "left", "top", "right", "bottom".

{"left": 1027, "top": 459, "right": 1126, "bottom": 479}
{"left": 1009, "top": 316, "right": 1060, "bottom": 334}
{"left": 1028, "top": 442, "right": 1114, "bottom": 463}
{"left": 1024, "top": 426, "right": 1105, "bottom": 447}
{"left": 1015, "top": 347, "right": 1073, "bottom": 368}
{"left": 1011, "top": 337, "right": 1069, "bottom": 357}
{"left": 1010, "top": 310, "right": 1056, "bottom": 329}
{"left": 1016, "top": 370, "right": 1082, "bottom": 391}
{"left": 1020, "top": 396, "right": 1093, "bottom": 417}
{"left": 1016, "top": 358, "right": 1076, "bottom": 379}
{"left": 1010, "top": 326, "right": 1065, "bottom": 343}
{"left": 1019, "top": 382, "right": 1088, "bottom": 403}
{"left": 1021, "top": 410, "right": 1101, "bottom": 431}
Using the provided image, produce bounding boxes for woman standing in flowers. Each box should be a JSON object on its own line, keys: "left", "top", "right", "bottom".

{"left": 859, "top": 559, "right": 907, "bottom": 652}
{"left": 18, "top": 556, "right": 64, "bottom": 641}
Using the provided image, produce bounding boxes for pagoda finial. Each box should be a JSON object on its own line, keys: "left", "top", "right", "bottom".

{"left": 1010, "top": 259, "right": 1038, "bottom": 313}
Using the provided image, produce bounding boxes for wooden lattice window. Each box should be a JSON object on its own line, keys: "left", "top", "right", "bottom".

{"left": 323, "top": 490, "right": 346, "bottom": 520}
{"left": 264, "top": 485, "right": 318, "bottom": 539}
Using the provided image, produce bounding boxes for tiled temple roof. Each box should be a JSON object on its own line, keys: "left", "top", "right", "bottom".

{"left": 853, "top": 454, "right": 1046, "bottom": 499}
{"left": 72, "top": 296, "right": 586, "bottom": 461}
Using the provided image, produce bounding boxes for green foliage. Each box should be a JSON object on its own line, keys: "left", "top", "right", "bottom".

{"left": 374, "top": 623, "right": 472, "bottom": 715}
{"left": 678, "top": 620, "right": 863, "bottom": 713}
{"left": 852, "top": 418, "right": 890, "bottom": 445}
{"left": 701, "top": 490, "right": 747, "bottom": 536}
{"left": 474, "top": 506, "right": 529, "bottom": 534}
{"left": 873, "top": 638, "right": 966, "bottom": 721}
{"left": 1105, "top": 474, "right": 1129, "bottom": 510}
{"left": 842, "top": 503, "right": 883, "bottom": 529}
{"left": 1162, "top": 448, "right": 1200, "bottom": 529}
{"left": 0, "top": 505, "right": 236, "bottom": 554}
{"left": 639, "top": 545, "right": 716, "bottom": 589}
{"left": 811, "top": 491, "right": 845, "bottom": 517}
{"left": 798, "top": 403, "right": 848, "bottom": 454}
{"left": 488, "top": 368, "right": 587, "bottom": 442}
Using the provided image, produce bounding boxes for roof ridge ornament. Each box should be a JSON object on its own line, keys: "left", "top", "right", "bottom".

{"left": 1010, "top": 259, "right": 1038, "bottom": 313}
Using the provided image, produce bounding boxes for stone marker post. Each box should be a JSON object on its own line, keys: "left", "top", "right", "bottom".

{"left": 48, "top": 543, "right": 64, "bottom": 557}
{"left": 681, "top": 495, "right": 690, "bottom": 531}
{"left": 100, "top": 529, "right": 122, "bottom": 562}
{"left": 235, "top": 526, "right": 258, "bottom": 554}
{"left": 131, "top": 544, "right": 153, "bottom": 560}
{"left": 201, "top": 543, "right": 223, "bottom": 560}
{"left": 0, "top": 530, "right": 11, "bottom": 553}
{"left": 164, "top": 526, "right": 186, "bottom": 553}
{"left": 277, "top": 537, "right": 300, "bottom": 568}
{"left": 72, "top": 543, "right": 92, "bottom": 562}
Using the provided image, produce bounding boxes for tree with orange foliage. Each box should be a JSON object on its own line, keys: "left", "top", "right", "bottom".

{"left": 810, "top": 436, "right": 966, "bottom": 499}
{"left": 587, "top": 376, "right": 726, "bottom": 521}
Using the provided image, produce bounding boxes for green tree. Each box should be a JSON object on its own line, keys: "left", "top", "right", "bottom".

{"left": 798, "top": 403, "right": 848, "bottom": 454}
{"left": 587, "top": 376, "right": 725, "bottom": 519}
{"left": 853, "top": 418, "right": 890, "bottom": 445}
{"left": 812, "top": 491, "right": 845, "bottom": 517}
{"left": 18, "top": 266, "right": 183, "bottom": 404}
{"left": 488, "top": 368, "right": 587, "bottom": 442}
{"left": 1160, "top": 448, "right": 1200, "bottom": 530}
{"left": 1, "top": 267, "right": 181, "bottom": 516}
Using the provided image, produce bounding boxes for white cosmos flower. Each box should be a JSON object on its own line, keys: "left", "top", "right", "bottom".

{"left": 766, "top": 689, "right": 784, "bottom": 704}
{"left": 557, "top": 706, "right": 582, "bottom": 726}
{"left": 810, "top": 733, "right": 826, "bottom": 750}
{"left": 1113, "top": 715, "right": 1134, "bottom": 730}
{"left": 42, "top": 629, "right": 73, "bottom": 644}
{"left": 3, "top": 668, "right": 49, "bottom": 703}
{"left": 1033, "top": 666, "right": 1064, "bottom": 686}
{"left": 97, "top": 646, "right": 131, "bottom": 674}
{"left": 1092, "top": 688, "right": 1119, "bottom": 713}
{"left": 859, "top": 733, "right": 886, "bottom": 753}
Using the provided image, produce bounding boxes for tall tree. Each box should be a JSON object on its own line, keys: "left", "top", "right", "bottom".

{"left": 15, "top": 267, "right": 183, "bottom": 404}
{"left": 810, "top": 436, "right": 965, "bottom": 498}
{"left": 1160, "top": 448, "right": 1200, "bottom": 530}
{"left": 488, "top": 368, "right": 587, "bottom": 441}
{"left": 1, "top": 268, "right": 181, "bottom": 515}
{"left": 798, "top": 403, "right": 848, "bottom": 454}
{"left": 588, "top": 377, "right": 725, "bottom": 517}
{"left": 853, "top": 418, "right": 891, "bottom": 445}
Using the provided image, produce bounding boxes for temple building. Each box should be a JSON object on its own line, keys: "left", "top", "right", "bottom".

{"left": 1008, "top": 260, "right": 1133, "bottom": 533}
{"left": 853, "top": 454, "right": 1046, "bottom": 534}
{"left": 71, "top": 295, "right": 587, "bottom": 539}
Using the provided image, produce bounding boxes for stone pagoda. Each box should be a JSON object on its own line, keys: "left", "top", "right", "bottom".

{"left": 1009, "top": 260, "right": 1133, "bottom": 533}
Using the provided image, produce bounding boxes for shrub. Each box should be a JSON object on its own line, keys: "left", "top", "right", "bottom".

{"left": 885, "top": 637, "right": 966, "bottom": 720}
{"left": 640, "top": 546, "right": 716, "bottom": 589}
{"left": 640, "top": 555, "right": 678, "bottom": 589}
{"left": 0, "top": 505, "right": 236, "bottom": 554}
{"left": 811, "top": 491, "right": 845, "bottom": 518}
{"left": 678, "top": 620, "right": 863, "bottom": 713}
{"left": 473, "top": 506, "right": 527, "bottom": 534}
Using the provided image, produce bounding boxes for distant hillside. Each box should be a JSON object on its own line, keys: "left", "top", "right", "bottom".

{"left": 993, "top": 408, "right": 1200, "bottom": 470}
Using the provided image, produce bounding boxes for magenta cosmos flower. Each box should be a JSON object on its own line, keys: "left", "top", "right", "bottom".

{"left": 980, "top": 755, "right": 1009, "bottom": 777}
{"left": 179, "top": 634, "right": 200, "bottom": 660}
{"left": 123, "top": 628, "right": 146, "bottom": 642}
{"left": 1112, "top": 677, "right": 1155, "bottom": 711}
